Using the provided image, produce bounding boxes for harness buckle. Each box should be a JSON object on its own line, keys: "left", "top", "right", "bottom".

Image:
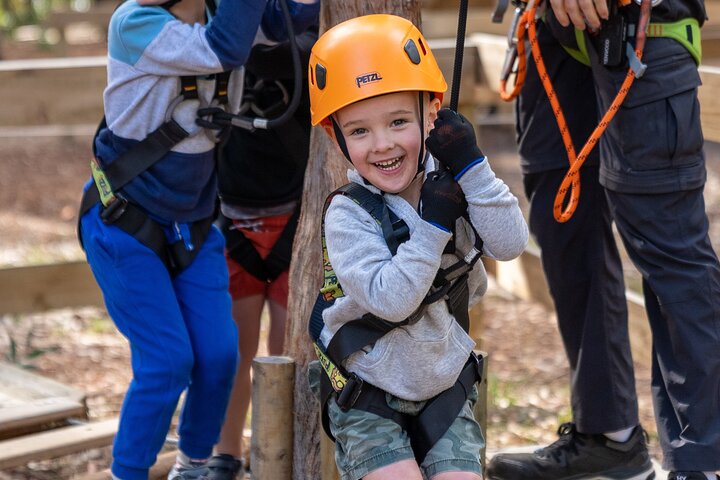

{"left": 336, "top": 372, "right": 364, "bottom": 412}
{"left": 470, "top": 351, "right": 484, "bottom": 380}
{"left": 100, "top": 195, "right": 129, "bottom": 224}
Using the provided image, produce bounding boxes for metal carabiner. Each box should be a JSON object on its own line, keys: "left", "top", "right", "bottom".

{"left": 499, "top": 6, "right": 524, "bottom": 82}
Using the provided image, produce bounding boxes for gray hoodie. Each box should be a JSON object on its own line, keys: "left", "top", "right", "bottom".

{"left": 319, "top": 156, "right": 529, "bottom": 401}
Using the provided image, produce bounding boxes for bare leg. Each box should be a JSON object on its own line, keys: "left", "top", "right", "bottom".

{"left": 364, "top": 459, "right": 423, "bottom": 480}
{"left": 266, "top": 299, "right": 287, "bottom": 355}
{"left": 214, "top": 294, "right": 265, "bottom": 458}
{"left": 431, "top": 472, "right": 482, "bottom": 479}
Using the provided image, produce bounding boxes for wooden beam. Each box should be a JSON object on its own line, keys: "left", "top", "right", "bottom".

{"left": 75, "top": 450, "right": 178, "bottom": 480}
{"left": 0, "top": 418, "right": 117, "bottom": 469}
{"left": 699, "top": 65, "right": 720, "bottom": 143}
{"left": 0, "top": 362, "right": 87, "bottom": 438}
{"left": 0, "top": 260, "right": 104, "bottom": 316}
{"left": 0, "top": 57, "right": 106, "bottom": 127}
{"left": 0, "top": 400, "right": 86, "bottom": 440}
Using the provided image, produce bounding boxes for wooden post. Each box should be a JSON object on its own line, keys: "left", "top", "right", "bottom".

{"left": 320, "top": 432, "right": 340, "bottom": 480}
{"left": 251, "top": 356, "right": 295, "bottom": 480}
{"left": 284, "top": 3, "right": 422, "bottom": 479}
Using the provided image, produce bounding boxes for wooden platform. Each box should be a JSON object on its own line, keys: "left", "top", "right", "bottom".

{"left": 0, "top": 362, "right": 117, "bottom": 470}
{"left": 0, "top": 362, "right": 87, "bottom": 439}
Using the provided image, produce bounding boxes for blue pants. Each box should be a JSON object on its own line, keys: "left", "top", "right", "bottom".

{"left": 81, "top": 205, "right": 239, "bottom": 480}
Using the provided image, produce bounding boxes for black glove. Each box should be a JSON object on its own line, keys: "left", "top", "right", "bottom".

{"left": 425, "top": 108, "right": 484, "bottom": 179}
{"left": 420, "top": 169, "right": 468, "bottom": 233}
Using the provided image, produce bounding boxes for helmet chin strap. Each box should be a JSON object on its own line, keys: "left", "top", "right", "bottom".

{"left": 416, "top": 91, "right": 426, "bottom": 175}
{"left": 331, "top": 117, "right": 352, "bottom": 162}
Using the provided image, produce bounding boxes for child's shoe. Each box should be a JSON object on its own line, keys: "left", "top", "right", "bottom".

{"left": 167, "top": 462, "right": 210, "bottom": 480}
{"left": 207, "top": 453, "right": 244, "bottom": 480}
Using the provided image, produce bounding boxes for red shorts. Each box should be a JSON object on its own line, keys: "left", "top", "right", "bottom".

{"left": 225, "top": 213, "right": 292, "bottom": 306}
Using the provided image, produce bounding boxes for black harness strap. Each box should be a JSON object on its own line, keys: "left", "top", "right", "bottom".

{"left": 219, "top": 205, "right": 300, "bottom": 282}
{"left": 79, "top": 71, "right": 228, "bottom": 276}
{"left": 318, "top": 352, "right": 484, "bottom": 464}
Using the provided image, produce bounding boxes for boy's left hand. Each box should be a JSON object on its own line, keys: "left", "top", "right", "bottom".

{"left": 425, "top": 109, "right": 484, "bottom": 180}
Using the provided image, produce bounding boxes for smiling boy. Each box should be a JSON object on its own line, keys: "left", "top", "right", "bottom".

{"left": 307, "top": 14, "right": 529, "bottom": 480}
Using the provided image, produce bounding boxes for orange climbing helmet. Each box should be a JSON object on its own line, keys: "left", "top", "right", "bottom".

{"left": 308, "top": 14, "right": 447, "bottom": 127}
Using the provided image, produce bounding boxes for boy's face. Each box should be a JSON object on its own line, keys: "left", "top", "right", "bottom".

{"left": 334, "top": 91, "right": 440, "bottom": 195}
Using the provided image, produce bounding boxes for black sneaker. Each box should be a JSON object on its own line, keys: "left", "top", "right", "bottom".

{"left": 206, "top": 454, "right": 244, "bottom": 480}
{"left": 486, "top": 423, "right": 655, "bottom": 480}
{"left": 668, "top": 474, "right": 719, "bottom": 480}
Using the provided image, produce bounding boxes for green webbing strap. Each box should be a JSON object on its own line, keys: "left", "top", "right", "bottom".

{"left": 565, "top": 17, "right": 702, "bottom": 67}
{"left": 569, "top": 28, "right": 591, "bottom": 66}
{"left": 646, "top": 18, "right": 701, "bottom": 65}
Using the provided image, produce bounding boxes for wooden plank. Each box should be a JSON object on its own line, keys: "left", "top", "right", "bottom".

{"left": 0, "top": 260, "right": 104, "bottom": 315}
{"left": 699, "top": 65, "right": 720, "bottom": 143}
{"left": 0, "top": 57, "right": 106, "bottom": 127}
{"left": 0, "top": 418, "right": 118, "bottom": 469}
{"left": 0, "top": 362, "right": 87, "bottom": 438}
{"left": 491, "top": 245, "right": 554, "bottom": 311}
{"left": 422, "top": 7, "right": 512, "bottom": 39}
{"left": 429, "top": 38, "right": 482, "bottom": 108}
{"left": 76, "top": 450, "right": 178, "bottom": 480}
{"left": 0, "top": 362, "right": 85, "bottom": 403}
{"left": 0, "top": 400, "right": 86, "bottom": 439}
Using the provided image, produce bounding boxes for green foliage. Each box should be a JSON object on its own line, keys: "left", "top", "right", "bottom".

{"left": 0, "top": 0, "right": 93, "bottom": 34}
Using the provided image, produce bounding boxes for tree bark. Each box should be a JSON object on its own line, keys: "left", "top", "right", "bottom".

{"left": 284, "top": 2, "right": 421, "bottom": 479}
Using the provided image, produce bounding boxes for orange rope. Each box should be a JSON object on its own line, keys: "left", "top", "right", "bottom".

{"left": 499, "top": 0, "right": 651, "bottom": 222}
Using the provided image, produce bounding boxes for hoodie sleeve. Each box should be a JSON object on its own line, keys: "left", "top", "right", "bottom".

{"left": 324, "top": 195, "right": 451, "bottom": 322}
{"left": 457, "top": 158, "right": 529, "bottom": 260}
{"left": 109, "top": 0, "right": 267, "bottom": 75}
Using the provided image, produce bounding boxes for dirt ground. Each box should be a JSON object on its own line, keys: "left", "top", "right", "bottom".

{"left": 2, "top": 34, "right": 720, "bottom": 480}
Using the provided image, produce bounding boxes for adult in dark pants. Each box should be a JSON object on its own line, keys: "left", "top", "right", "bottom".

{"left": 487, "top": 0, "right": 720, "bottom": 479}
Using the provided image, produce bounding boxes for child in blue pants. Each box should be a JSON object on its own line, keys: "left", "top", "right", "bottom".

{"left": 78, "top": 0, "right": 318, "bottom": 478}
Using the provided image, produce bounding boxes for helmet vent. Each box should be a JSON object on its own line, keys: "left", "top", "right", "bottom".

{"left": 404, "top": 39, "right": 421, "bottom": 65}
{"left": 316, "top": 63, "right": 327, "bottom": 90}
{"left": 417, "top": 37, "right": 427, "bottom": 56}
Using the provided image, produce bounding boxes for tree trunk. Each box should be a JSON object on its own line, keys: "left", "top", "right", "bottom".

{"left": 284, "top": 2, "right": 421, "bottom": 479}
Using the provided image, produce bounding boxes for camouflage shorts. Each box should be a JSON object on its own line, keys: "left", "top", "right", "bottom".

{"left": 308, "top": 361, "right": 484, "bottom": 480}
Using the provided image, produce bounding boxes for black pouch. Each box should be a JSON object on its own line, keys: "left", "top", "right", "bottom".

{"left": 590, "top": 0, "right": 628, "bottom": 68}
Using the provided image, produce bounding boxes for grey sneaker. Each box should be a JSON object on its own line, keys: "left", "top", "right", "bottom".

{"left": 167, "top": 462, "right": 210, "bottom": 480}
{"left": 487, "top": 423, "right": 655, "bottom": 480}
{"left": 207, "top": 454, "right": 244, "bottom": 480}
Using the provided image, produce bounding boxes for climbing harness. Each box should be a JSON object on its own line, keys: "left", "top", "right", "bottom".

{"left": 78, "top": 0, "right": 303, "bottom": 275}
{"left": 78, "top": 71, "right": 230, "bottom": 276}
{"left": 77, "top": 0, "right": 234, "bottom": 276}
{"left": 308, "top": 183, "right": 483, "bottom": 464}
{"left": 493, "top": 0, "right": 699, "bottom": 222}
{"left": 197, "top": 0, "right": 303, "bottom": 132}
{"left": 217, "top": 206, "right": 300, "bottom": 283}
